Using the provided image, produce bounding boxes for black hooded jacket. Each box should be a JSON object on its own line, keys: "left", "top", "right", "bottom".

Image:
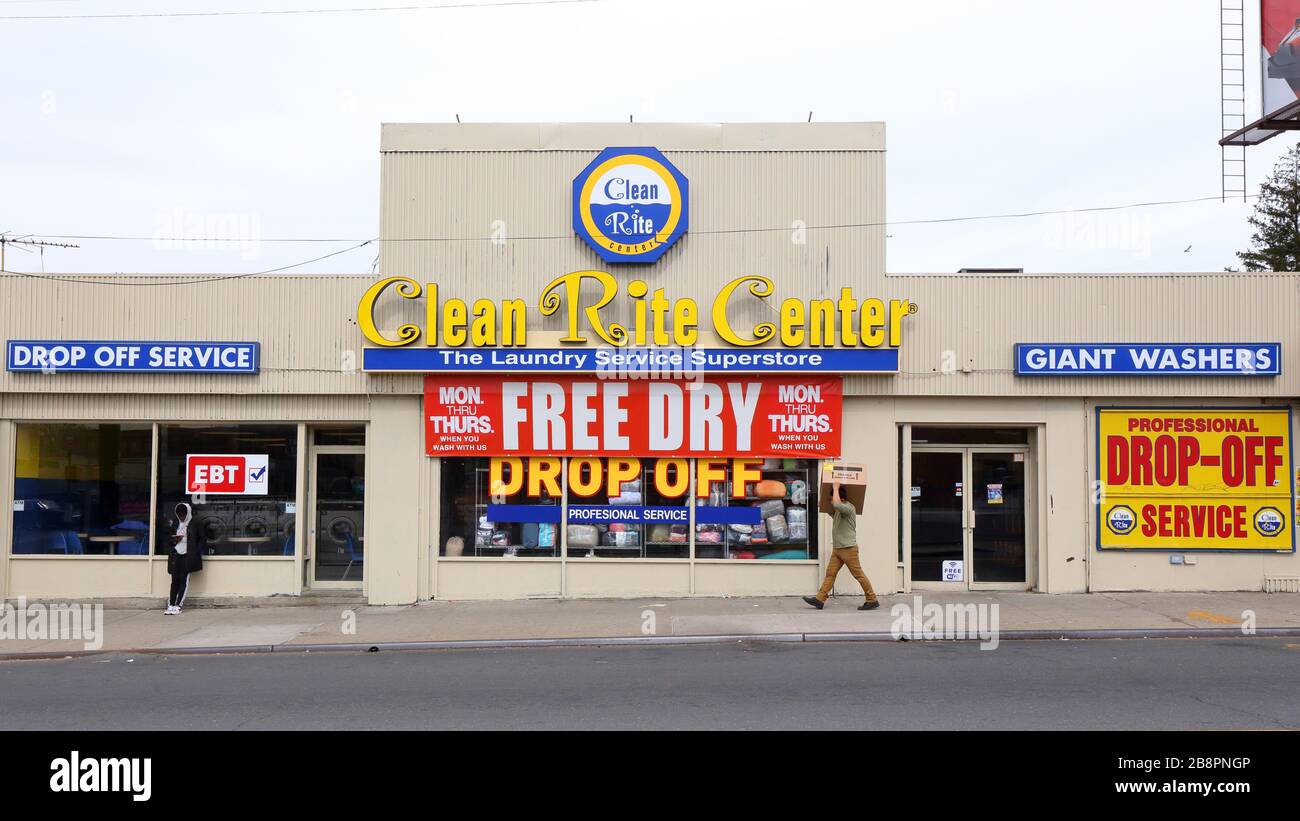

{"left": 167, "top": 509, "right": 205, "bottom": 574}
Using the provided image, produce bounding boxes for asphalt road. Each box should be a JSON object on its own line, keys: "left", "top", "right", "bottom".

{"left": 1, "top": 637, "right": 1297, "bottom": 730}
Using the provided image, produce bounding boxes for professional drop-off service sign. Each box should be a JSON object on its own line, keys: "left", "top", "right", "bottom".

{"left": 1097, "top": 408, "right": 1295, "bottom": 552}
{"left": 424, "top": 375, "right": 841, "bottom": 458}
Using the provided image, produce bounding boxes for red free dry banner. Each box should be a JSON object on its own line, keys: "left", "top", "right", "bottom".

{"left": 424, "top": 375, "right": 842, "bottom": 458}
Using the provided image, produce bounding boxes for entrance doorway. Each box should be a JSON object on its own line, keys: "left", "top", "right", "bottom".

{"left": 307, "top": 429, "right": 366, "bottom": 589}
{"left": 907, "top": 432, "right": 1031, "bottom": 590}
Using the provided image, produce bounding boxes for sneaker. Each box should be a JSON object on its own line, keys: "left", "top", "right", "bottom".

{"left": 801, "top": 595, "right": 825, "bottom": 610}
{"left": 164, "top": 606, "right": 177, "bottom": 615}
{"left": 858, "top": 600, "right": 880, "bottom": 611}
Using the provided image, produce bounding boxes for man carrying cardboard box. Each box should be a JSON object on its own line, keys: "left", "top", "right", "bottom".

{"left": 803, "top": 479, "right": 880, "bottom": 610}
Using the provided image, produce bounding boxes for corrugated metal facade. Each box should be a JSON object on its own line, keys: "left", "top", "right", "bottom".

{"left": 0, "top": 274, "right": 419, "bottom": 402}
{"left": 2, "top": 122, "right": 1297, "bottom": 603}
{"left": 377, "top": 150, "right": 886, "bottom": 356}
{"left": 375, "top": 123, "right": 1298, "bottom": 399}
{"left": 865, "top": 273, "right": 1300, "bottom": 397}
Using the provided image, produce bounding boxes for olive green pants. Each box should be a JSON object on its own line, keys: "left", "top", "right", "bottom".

{"left": 816, "top": 545, "right": 878, "bottom": 603}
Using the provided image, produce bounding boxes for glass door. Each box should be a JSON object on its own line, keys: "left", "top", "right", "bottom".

{"left": 909, "top": 450, "right": 965, "bottom": 584}
{"left": 969, "top": 451, "right": 1026, "bottom": 584}
{"left": 310, "top": 451, "right": 365, "bottom": 587}
{"left": 910, "top": 447, "right": 1028, "bottom": 589}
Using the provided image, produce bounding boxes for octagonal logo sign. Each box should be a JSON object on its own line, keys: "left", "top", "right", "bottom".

{"left": 572, "top": 146, "right": 688, "bottom": 264}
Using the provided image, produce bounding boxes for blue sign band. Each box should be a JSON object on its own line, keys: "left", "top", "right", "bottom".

{"left": 6, "top": 341, "right": 260, "bottom": 374}
{"left": 364, "top": 346, "right": 898, "bottom": 373}
{"left": 566, "top": 505, "right": 689, "bottom": 524}
{"left": 485, "top": 505, "right": 562, "bottom": 523}
{"left": 1015, "top": 344, "right": 1280, "bottom": 376}
{"left": 694, "top": 506, "right": 762, "bottom": 525}
{"left": 485, "top": 504, "right": 761, "bottom": 525}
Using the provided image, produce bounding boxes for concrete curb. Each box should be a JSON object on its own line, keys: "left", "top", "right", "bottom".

{"left": 3, "top": 626, "right": 1299, "bottom": 660}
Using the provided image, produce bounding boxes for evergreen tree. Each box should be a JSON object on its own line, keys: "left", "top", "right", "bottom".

{"left": 1237, "top": 143, "right": 1300, "bottom": 271}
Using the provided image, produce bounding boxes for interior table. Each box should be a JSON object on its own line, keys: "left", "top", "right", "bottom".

{"left": 225, "top": 536, "right": 272, "bottom": 556}
{"left": 87, "top": 535, "right": 135, "bottom": 555}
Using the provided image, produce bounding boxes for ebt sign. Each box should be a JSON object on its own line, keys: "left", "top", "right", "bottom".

{"left": 186, "top": 454, "right": 269, "bottom": 495}
{"left": 573, "top": 147, "right": 688, "bottom": 263}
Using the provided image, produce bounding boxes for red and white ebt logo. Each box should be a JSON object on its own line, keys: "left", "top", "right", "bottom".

{"left": 185, "top": 454, "right": 269, "bottom": 495}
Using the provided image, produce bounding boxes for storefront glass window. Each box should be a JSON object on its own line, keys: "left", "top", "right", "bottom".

{"left": 155, "top": 425, "right": 298, "bottom": 557}
{"left": 696, "top": 458, "right": 818, "bottom": 560}
{"left": 313, "top": 426, "right": 365, "bottom": 446}
{"left": 439, "top": 458, "right": 560, "bottom": 557}
{"left": 438, "top": 456, "right": 819, "bottom": 560}
{"left": 641, "top": 458, "right": 690, "bottom": 559}
{"left": 911, "top": 427, "right": 1029, "bottom": 445}
{"left": 565, "top": 458, "right": 690, "bottom": 559}
{"left": 12, "top": 423, "right": 152, "bottom": 555}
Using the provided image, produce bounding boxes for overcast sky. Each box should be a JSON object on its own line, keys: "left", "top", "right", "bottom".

{"left": 0, "top": 0, "right": 1291, "bottom": 275}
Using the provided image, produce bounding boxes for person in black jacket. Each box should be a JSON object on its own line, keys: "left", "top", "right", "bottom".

{"left": 165, "top": 502, "right": 204, "bottom": 614}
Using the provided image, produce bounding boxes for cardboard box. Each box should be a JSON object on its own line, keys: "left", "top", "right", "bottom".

{"left": 819, "top": 463, "right": 866, "bottom": 515}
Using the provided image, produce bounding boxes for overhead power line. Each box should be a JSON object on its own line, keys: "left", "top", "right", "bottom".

{"left": 0, "top": 0, "right": 599, "bottom": 21}
{"left": 16, "top": 193, "right": 1260, "bottom": 245}
{"left": 0, "top": 240, "right": 372, "bottom": 286}
{"left": 0, "top": 193, "right": 1260, "bottom": 285}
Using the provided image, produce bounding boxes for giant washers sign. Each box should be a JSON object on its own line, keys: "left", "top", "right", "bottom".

{"left": 1015, "top": 343, "right": 1281, "bottom": 376}
{"left": 572, "top": 147, "right": 688, "bottom": 263}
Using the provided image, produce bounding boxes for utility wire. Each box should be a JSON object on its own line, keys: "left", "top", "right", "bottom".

{"left": 0, "top": 193, "right": 1260, "bottom": 285}
{"left": 0, "top": 240, "right": 372, "bottom": 286}
{"left": 0, "top": 0, "right": 598, "bottom": 20}
{"left": 17, "top": 193, "right": 1260, "bottom": 245}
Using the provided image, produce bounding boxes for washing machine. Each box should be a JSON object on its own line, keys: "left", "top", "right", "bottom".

{"left": 316, "top": 500, "right": 363, "bottom": 579}
{"left": 188, "top": 502, "right": 237, "bottom": 555}
{"left": 233, "top": 499, "right": 281, "bottom": 555}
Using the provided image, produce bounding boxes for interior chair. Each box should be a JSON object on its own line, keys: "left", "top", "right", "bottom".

{"left": 340, "top": 532, "right": 362, "bottom": 580}
{"left": 60, "top": 531, "right": 84, "bottom": 555}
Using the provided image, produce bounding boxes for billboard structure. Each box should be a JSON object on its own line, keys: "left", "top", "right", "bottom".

{"left": 1221, "top": 1, "right": 1300, "bottom": 148}
{"left": 1263, "top": 1, "right": 1300, "bottom": 116}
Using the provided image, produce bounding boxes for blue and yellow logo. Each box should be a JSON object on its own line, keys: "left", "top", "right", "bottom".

{"left": 572, "top": 146, "right": 688, "bottom": 264}
{"left": 1254, "top": 506, "right": 1285, "bottom": 537}
{"left": 1106, "top": 504, "right": 1137, "bottom": 535}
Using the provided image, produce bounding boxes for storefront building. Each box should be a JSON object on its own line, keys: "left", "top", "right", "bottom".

{"left": 2, "top": 122, "right": 1298, "bottom": 604}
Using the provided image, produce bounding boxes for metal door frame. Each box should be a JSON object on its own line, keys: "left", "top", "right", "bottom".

{"left": 307, "top": 445, "right": 366, "bottom": 590}
{"left": 908, "top": 444, "right": 1033, "bottom": 592}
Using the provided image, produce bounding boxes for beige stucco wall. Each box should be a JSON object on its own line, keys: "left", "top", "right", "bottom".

{"left": 364, "top": 395, "right": 423, "bottom": 605}
{"left": 6, "top": 557, "right": 299, "bottom": 600}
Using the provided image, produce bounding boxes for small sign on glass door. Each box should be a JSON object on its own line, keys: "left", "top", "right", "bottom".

{"left": 942, "top": 560, "right": 964, "bottom": 581}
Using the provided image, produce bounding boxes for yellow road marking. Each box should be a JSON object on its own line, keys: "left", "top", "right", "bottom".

{"left": 1185, "top": 610, "right": 1239, "bottom": 625}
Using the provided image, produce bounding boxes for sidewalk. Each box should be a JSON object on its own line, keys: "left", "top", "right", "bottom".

{"left": 3, "top": 591, "right": 1300, "bottom": 658}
